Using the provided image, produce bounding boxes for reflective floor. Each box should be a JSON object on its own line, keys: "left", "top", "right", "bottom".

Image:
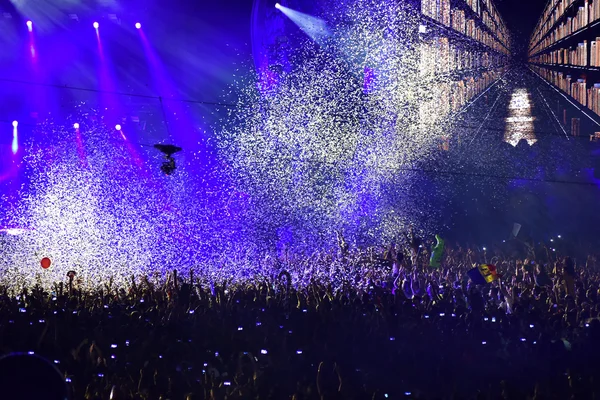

{"left": 504, "top": 87, "right": 537, "bottom": 147}
{"left": 433, "top": 67, "right": 600, "bottom": 246}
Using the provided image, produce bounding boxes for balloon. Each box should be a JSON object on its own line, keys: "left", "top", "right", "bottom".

{"left": 40, "top": 257, "right": 51, "bottom": 269}
{"left": 429, "top": 235, "right": 445, "bottom": 268}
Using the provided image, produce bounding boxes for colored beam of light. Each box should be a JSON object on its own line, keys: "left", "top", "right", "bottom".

{"left": 73, "top": 125, "right": 87, "bottom": 167}
{"left": 12, "top": 124, "right": 18, "bottom": 154}
{"left": 275, "top": 4, "right": 331, "bottom": 46}
{"left": 504, "top": 89, "right": 537, "bottom": 147}
{"left": 24, "top": 20, "right": 44, "bottom": 111}
{"left": 136, "top": 29, "right": 200, "bottom": 235}
{"left": 28, "top": 27, "right": 37, "bottom": 61}
{"left": 0, "top": 169, "right": 18, "bottom": 184}
{"left": 118, "top": 127, "right": 145, "bottom": 168}
{"left": 137, "top": 29, "right": 195, "bottom": 150}
{"left": 93, "top": 39, "right": 144, "bottom": 170}
{"left": 95, "top": 25, "right": 103, "bottom": 57}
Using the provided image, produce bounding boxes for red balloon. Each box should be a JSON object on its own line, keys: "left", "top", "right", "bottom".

{"left": 40, "top": 257, "right": 51, "bottom": 269}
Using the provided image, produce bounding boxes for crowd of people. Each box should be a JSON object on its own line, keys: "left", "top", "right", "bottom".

{"left": 2, "top": 235, "right": 600, "bottom": 400}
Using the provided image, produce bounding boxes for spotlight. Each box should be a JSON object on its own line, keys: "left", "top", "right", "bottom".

{"left": 135, "top": 22, "right": 141, "bottom": 29}
{"left": 115, "top": 124, "right": 121, "bottom": 131}
{"left": 93, "top": 22, "right": 99, "bottom": 29}
{"left": 73, "top": 123, "right": 80, "bottom": 129}
{"left": 154, "top": 144, "right": 182, "bottom": 175}
{"left": 26, "top": 20, "right": 32, "bottom": 31}
{"left": 12, "top": 121, "right": 18, "bottom": 127}
{"left": 275, "top": 3, "right": 280, "bottom": 9}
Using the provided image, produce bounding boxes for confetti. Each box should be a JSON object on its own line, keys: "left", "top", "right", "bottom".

{"left": 0, "top": 0, "right": 515, "bottom": 289}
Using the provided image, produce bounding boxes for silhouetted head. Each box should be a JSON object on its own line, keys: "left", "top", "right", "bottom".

{"left": 0, "top": 353, "right": 69, "bottom": 400}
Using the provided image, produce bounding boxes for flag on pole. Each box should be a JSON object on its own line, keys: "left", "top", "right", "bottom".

{"left": 429, "top": 235, "right": 445, "bottom": 268}
{"left": 512, "top": 223, "right": 522, "bottom": 238}
{"left": 467, "top": 264, "right": 501, "bottom": 285}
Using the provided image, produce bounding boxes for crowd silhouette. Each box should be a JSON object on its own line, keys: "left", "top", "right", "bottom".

{"left": 1, "top": 235, "right": 600, "bottom": 400}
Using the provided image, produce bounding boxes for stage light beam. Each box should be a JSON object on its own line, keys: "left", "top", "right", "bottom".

{"left": 93, "top": 22, "right": 99, "bottom": 29}
{"left": 274, "top": 4, "right": 330, "bottom": 46}
{"left": 115, "top": 124, "right": 121, "bottom": 131}
{"left": 27, "top": 21, "right": 37, "bottom": 60}
{"left": 12, "top": 123, "right": 18, "bottom": 154}
{"left": 135, "top": 22, "right": 141, "bottom": 29}
{"left": 73, "top": 123, "right": 80, "bottom": 129}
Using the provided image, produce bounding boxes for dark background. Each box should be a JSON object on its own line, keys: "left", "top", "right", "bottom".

{"left": 495, "top": 0, "right": 548, "bottom": 59}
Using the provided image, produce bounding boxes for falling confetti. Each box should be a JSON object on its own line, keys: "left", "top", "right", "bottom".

{"left": 1, "top": 108, "right": 248, "bottom": 288}
{"left": 1, "top": 0, "right": 520, "bottom": 288}
{"left": 220, "top": 0, "right": 477, "bottom": 250}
